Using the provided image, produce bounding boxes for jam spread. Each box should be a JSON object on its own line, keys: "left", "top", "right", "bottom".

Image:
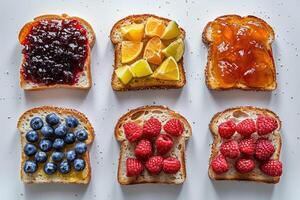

{"left": 21, "top": 19, "right": 88, "bottom": 85}
{"left": 210, "top": 16, "right": 275, "bottom": 88}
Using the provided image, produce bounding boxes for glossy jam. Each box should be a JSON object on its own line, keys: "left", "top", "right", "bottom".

{"left": 21, "top": 19, "right": 88, "bottom": 85}
{"left": 210, "top": 16, "right": 275, "bottom": 88}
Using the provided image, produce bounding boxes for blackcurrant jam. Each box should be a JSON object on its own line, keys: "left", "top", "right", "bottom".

{"left": 21, "top": 19, "right": 88, "bottom": 85}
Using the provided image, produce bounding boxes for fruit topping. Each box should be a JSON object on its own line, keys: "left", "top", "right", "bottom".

{"left": 121, "top": 41, "right": 143, "bottom": 64}
{"left": 64, "top": 132, "right": 76, "bottom": 144}
{"left": 75, "top": 142, "right": 87, "bottom": 154}
{"left": 162, "top": 38, "right": 184, "bottom": 62}
{"left": 126, "top": 158, "right": 144, "bottom": 177}
{"left": 30, "top": 117, "right": 44, "bottom": 130}
{"left": 211, "top": 154, "right": 229, "bottom": 174}
{"left": 23, "top": 160, "right": 37, "bottom": 174}
{"left": 220, "top": 140, "right": 240, "bottom": 159}
{"left": 256, "top": 115, "right": 278, "bottom": 135}
{"left": 39, "top": 139, "right": 53, "bottom": 152}
{"left": 143, "top": 117, "right": 162, "bottom": 138}
{"left": 152, "top": 57, "right": 180, "bottom": 81}
{"left": 238, "top": 138, "right": 256, "bottom": 156}
{"left": 255, "top": 139, "right": 275, "bottom": 161}
{"left": 53, "top": 138, "right": 65, "bottom": 150}
{"left": 54, "top": 124, "right": 68, "bottom": 138}
{"left": 25, "top": 130, "right": 39, "bottom": 143}
{"left": 235, "top": 158, "right": 255, "bottom": 174}
{"left": 51, "top": 151, "right": 64, "bottom": 162}
{"left": 143, "top": 36, "right": 165, "bottom": 65}
{"left": 121, "top": 23, "right": 144, "bottom": 42}
{"left": 35, "top": 151, "right": 48, "bottom": 163}
{"left": 66, "top": 150, "right": 77, "bottom": 162}
{"left": 162, "top": 157, "right": 181, "bottom": 174}
{"left": 218, "top": 120, "right": 236, "bottom": 139}
{"left": 115, "top": 65, "right": 133, "bottom": 85}
{"left": 44, "top": 162, "right": 57, "bottom": 175}
{"left": 129, "top": 59, "right": 153, "bottom": 77}
{"left": 46, "top": 113, "right": 60, "bottom": 126}
{"left": 236, "top": 118, "right": 256, "bottom": 137}
{"left": 24, "top": 143, "right": 37, "bottom": 156}
{"left": 41, "top": 125, "right": 54, "bottom": 138}
{"left": 155, "top": 134, "right": 174, "bottom": 155}
{"left": 73, "top": 158, "right": 86, "bottom": 171}
{"left": 161, "top": 21, "right": 180, "bottom": 40}
{"left": 163, "top": 118, "right": 184, "bottom": 136}
{"left": 260, "top": 159, "right": 282, "bottom": 177}
{"left": 145, "top": 156, "right": 164, "bottom": 175}
{"left": 65, "top": 116, "right": 79, "bottom": 128}
{"left": 75, "top": 129, "right": 88, "bottom": 141}
{"left": 134, "top": 139, "right": 153, "bottom": 161}
{"left": 123, "top": 122, "right": 143, "bottom": 142}
{"left": 59, "top": 160, "right": 71, "bottom": 174}
{"left": 145, "top": 17, "right": 166, "bottom": 37}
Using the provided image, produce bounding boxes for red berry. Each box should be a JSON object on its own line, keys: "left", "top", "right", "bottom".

{"left": 218, "top": 120, "right": 236, "bottom": 139}
{"left": 145, "top": 156, "right": 164, "bottom": 175}
{"left": 235, "top": 158, "right": 255, "bottom": 174}
{"left": 220, "top": 140, "right": 240, "bottom": 159}
{"left": 255, "top": 139, "right": 275, "bottom": 161}
{"left": 134, "top": 139, "right": 152, "bottom": 161}
{"left": 126, "top": 158, "right": 144, "bottom": 177}
{"left": 155, "top": 134, "right": 174, "bottom": 155}
{"left": 257, "top": 115, "right": 278, "bottom": 135}
{"left": 236, "top": 119, "right": 256, "bottom": 137}
{"left": 123, "top": 122, "right": 143, "bottom": 142}
{"left": 260, "top": 160, "right": 282, "bottom": 176}
{"left": 239, "top": 138, "right": 256, "bottom": 156}
{"left": 143, "top": 117, "right": 162, "bottom": 138}
{"left": 162, "top": 157, "right": 181, "bottom": 174}
{"left": 163, "top": 119, "right": 184, "bottom": 137}
{"left": 211, "top": 154, "right": 229, "bottom": 174}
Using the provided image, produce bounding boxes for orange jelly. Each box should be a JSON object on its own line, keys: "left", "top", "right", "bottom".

{"left": 210, "top": 16, "right": 275, "bottom": 88}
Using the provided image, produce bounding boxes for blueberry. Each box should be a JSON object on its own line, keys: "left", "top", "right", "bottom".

{"left": 23, "top": 160, "right": 37, "bottom": 173}
{"left": 66, "top": 150, "right": 76, "bottom": 161}
{"left": 51, "top": 151, "right": 64, "bottom": 162}
{"left": 34, "top": 151, "right": 47, "bottom": 163}
{"left": 75, "top": 129, "right": 88, "bottom": 141}
{"left": 53, "top": 138, "right": 65, "bottom": 149}
{"left": 25, "top": 130, "right": 39, "bottom": 143}
{"left": 73, "top": 158, "right": 86, "bottom": 171}
{"left": 65, "top": 116, "right": 79, "bottom": 128}
{"left": 46, "top": 113, "right": 60, "bottom": 126}
{"left": 24, "top": 143, "right": 37, "bottom": 156}
{"left": 39, "top": 139, "right": 52, "bottom": 152}
{"left": 59, "top": 160, "right": 71, "bottom": 174}
{"left": 54, "top": 124, "right": 67, "bottom": 138}
{"left": 44, "top": 162, "right": 57, "bottom": 175}
{"left": 30, "top": 117, "right": 44, "bottom": 130}
{"left": 41, "top": 125, "right": 54, "bottom": 138}
{"left": 75, "top": 142, "right": 87, "bottom": 154}
{"left": 64, "top": 132, "right": 76, "bottom": 144}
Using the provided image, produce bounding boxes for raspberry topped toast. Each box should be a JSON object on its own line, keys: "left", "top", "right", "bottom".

{"left": 203, "top": 15, "right": 276, "bottom": 90}
{"left": 110, "top": 14, "right": 186, "bottom": 91}
{"left": 115, "top": 106, "right": 192, "bottom": 184}
{"left": 209, "top": 106, "right": 282, "bottom": 183}
{"left": 19, "top": 14, "right": 95, "bottom": 90}
{"left": 18, "top": 106, "right": 94, "bottom": 184}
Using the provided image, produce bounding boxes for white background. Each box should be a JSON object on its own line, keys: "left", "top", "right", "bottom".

{"left": 0, "top": 0, "right": 299, "bottom": 199}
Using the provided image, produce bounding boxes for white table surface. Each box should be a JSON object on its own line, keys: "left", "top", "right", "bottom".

{"left": 0, "top": 0, "right": 299, "bottom": 199}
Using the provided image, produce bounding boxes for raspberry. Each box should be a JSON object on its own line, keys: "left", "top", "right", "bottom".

{"left": 218, "top": 120, "right": 236, "bottom": 139}
{"left": 155, "top": 134, "right": 174, "bottom": 155}
{"left": 134, "top": 139, "right": 152, "bottom": 161}
{"left": 143, "top": 118, "right": 162, "bottom": 138}
{"left": 123, "top": 122, "right": 143, "bottom": 142}
{"left": 239, "top": 138, "right": 256, "bottom": 156}
{"left": 162, "top": 157, "right": 181, "bottom": 174}
{"left": 260, "top": 160, "right": 282, "bottom": 176}
{"left": 163, "top": 119, "right": 184, "bottom": 136}
{"left": 236, "top": 119, "right": 256, "bottom": 137}
{"left": 257, "top": 115, "right": 278, "bottom": 135}
{"left": 126, "top": 158, "right": 144, "bottom": 177}
{"left": 255, "top": 139, "right": 275, "bottom": 161}
{"left": 211, "top": 154, "right": 229, "bottom": 174}
{"left": 145, "top": 156, "right": 163, "bottom": 175}
{"left": 220, "top": 140, "right": 240, "bottom": 159}
{"left": 235, "top": 158, "right": 255, "bottom": 174}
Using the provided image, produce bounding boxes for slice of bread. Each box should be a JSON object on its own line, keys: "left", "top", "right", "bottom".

{"left": 115, "top": 105, "right": 192, "bottom": 184}
{"left": 18, "top": 106, "right": 95, "bottom": 184}
{"left": 208, "top": 106, "right": 282, "bottom": 183}
{"left": 203, "top": 15, "right": 276, "bottom": 90}
{"left": 19, "top": 14, "right": 96, "bottom": 90}
{"left": 110, "top": 14, "right": 186, "bottom": 91}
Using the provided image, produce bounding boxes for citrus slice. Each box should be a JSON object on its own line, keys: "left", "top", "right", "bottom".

{"left": 115, "top": 65, "right": 133, "bottom": 85}
{"left": 130, "top": 59, "right": 153, "bottom": 77}
{"left": 143, "top": 36, "right": 165, "bottom": 65}
{"left": 121, "top": 23, "right": 144, "bottom": 41}
{"left": 162, "top": 38, "right": 184, "bottom": 62}
{"left": 145, "top": 17, "right": 166, "bottom": 37}
{"left": 121, "top": 41, "right": 143, "bottom": 64}
{"left": 152, "top": 57, "right": 180, "bottom": 80}
{"left": 161, "top": 21, "right": 180, "bottom": 40}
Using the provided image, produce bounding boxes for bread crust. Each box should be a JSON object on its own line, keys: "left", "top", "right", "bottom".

{"left": 19, "top": 14, "right": 96, "bottom": 91}
{"left": 18, "top": 106, "right": 95, "bottom": 184}
{"left": 208, "top": 106, "right": 282, "bottom": 184}
{"left": 202, "top": 15, "right": 277, "bottom": 91}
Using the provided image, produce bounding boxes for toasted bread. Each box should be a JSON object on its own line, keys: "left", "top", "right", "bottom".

{"left": 203, "top": 15, "right": 276, "bottom": 91}
{"left": 110, "top": 14, "right": 186, "bottom": 91}
{"left": 19, "top": 14, "right": 96, "bottom": 90}
{"left": 18, "top": 106, "right": 95, "bottom": 184}
{"left": 115, "top": 105, "right": 192, "bottom": 184}
{"left": 208, "top": 106, "right": 282, "bottom": 184}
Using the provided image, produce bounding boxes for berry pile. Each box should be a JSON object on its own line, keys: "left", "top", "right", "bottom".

{"left": 23, "top": 113, "right": 89, "bottom": 175}
{"left": 123, "top": 117, "right": 184, "bottom": 177}
{"left": 211, "top": 115, "right": 282, "bottom": 177}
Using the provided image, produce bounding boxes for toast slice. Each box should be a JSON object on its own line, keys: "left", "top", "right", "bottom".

{"left": 19, "top": 14, "right": 95, "bottom": 90}
{"left": 110, "top": 14, "right": 186, "bottom": 91}
{"left": 115, "top": 105, "right": 192, "bottom": 184}
{"left": 203, "top": 15, "right": 276, "bottom": 90}
{"left": 18, "top": 106, "right": 95, "bottom": 184}
{"left": 208, "top": 106, "right": 282, "bottom": 183}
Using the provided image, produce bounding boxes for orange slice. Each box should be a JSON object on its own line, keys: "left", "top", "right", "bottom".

{"left": 145, "top": 17, "right": 166, "bottom": 38}
{"left": 121, "top": 41, "right": 143, "bottom": 64}
{"left": 143, "top": 37, "right": 165, "bottom": 65}
{"left": 121, "top": 23, "right": 144, "bottom": 41}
